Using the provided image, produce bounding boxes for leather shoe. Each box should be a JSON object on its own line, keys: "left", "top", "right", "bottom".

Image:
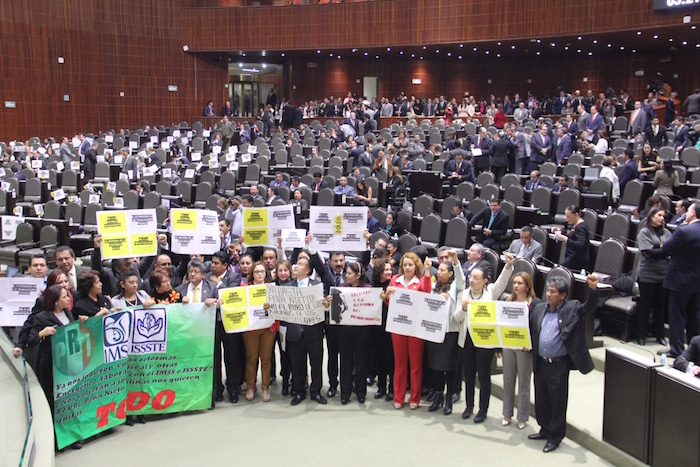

{"left": 327, "top": 387, "right": 337, "bottom": 398}
{"left": 374, "top": 388, "right": 386, "bottom": 399}
{"left": 637, "top": 337, "right": 646, "bottom": 346}
{"left": 229, "top": 393, "right": 239, "bottom": 403}
{"left": 474, "top": 411, "right": 487, "bottom": 423}
{"left": 282, "top": 386, "right": 290, "bottom": 396}
{"left": 312, "top": 394, "right": 328, "bottom": 405}
{"left": 461, "top": 406, "right": 473, "bottom": 420}
{"left": 357, "top": 395, "right": 365, "bottom": 404}
{"left": 385, "top": 391, "right": 394, "bottom": 401}
{"left": 528, "top": 432, "right": 547, "bottom": 440}
{"left": 214, "top": 394, "right": 224, "bottom": 402}
{"left": 341, "top": 397, "right": 350, "bottom": 405}
{"left": 290, "top": 394, "right": 305, "bottom": 406}
{"left": 543, "top": 441, "right": 559, "bottom": 453}
{"left": 71, "top": 441, "right": 83, "bottom": 450}
{"left": 425, "top": 388, "right": 436, "bottom": 401}
{"left": 452, "top": 392, "right": 460, "bottom": 403}
{"left": 657, "top": 337, "right": 667, "bottom": 346}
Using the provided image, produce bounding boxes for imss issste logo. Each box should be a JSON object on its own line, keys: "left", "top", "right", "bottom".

{"left": 131, "top": 308, "right": 167, "bottom": 354}
{"left": 103, "top": 311, "right": 132, "bottom": 363}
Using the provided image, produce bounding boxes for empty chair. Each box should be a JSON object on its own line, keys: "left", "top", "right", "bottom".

{"left": 504, "top": 184, "right": 524, "bottom": 206}
{"left": 599, "top": 212, "right": 631, "bottom": 246}
{"left": 539, "top": 174, "right": 555, "bottom": 188}
{"left": 581, "top": 208, "right": 599, "bottom": 237}
{"left": 62, "top": 170, "right": 80, "bottom": 194}
{"left": 244, "top": 164, "right": 260, "bottom": 186}
{"left": 658, "top": 147, "right": 675, "bottom": 161}
{"left": 317, "top": 188, "right": 335, "bottom": 206}
{"left": 500, "top": 173, "right": 520, "bottom": 189}
{"left": 617, "top": 179, "right": 643, "bottom": 214}
{"left": 92, "top": 162, "right": 111, "bottom": 186}
{"left": 443, "top": 216, "right": 469, "bottom": 256}
{"left": 43, "top": 200, "right": 62, "bottom": 220}
{"left": 592, "top": 238, "right": 626, "bottom": 278}
{"left": 562, "top": 164, "right": 581, "bottom": 178}
{"left": 568, "top": 154, "right": 585, "bottom": 166}
{"left": 681, "top": 147, "right": 700, "bottom": 168}
{"left": 539, "top": 162, "right": 557, "bottom": 176}
{"left": 19, "top": 224, "right": 59, "bottom": 270}
{"left": 467, "top": 197, "right": 487, "bottom": 218}
{"left": 371, "top": 208, "right": 387, "bottom": 228}
{"left": 0, "top": 223, "right": 35, "bottom": 267}
{"left": 143, "top": 191, "right": 161, "bottom": 210}
{"left": 397, "top": 210, "right": 412, "bottom": 234}
{"left": 479, "top": 183, "right": 500, "bottom": 202}
{"left": 413, "top": 194, "right": 434, "bottom": 218}
{"left": 476, "top": 171, "right": 495, "bottom": 188}
{"left": 219, "top": 171, "right": 236, "bottom": 196}
{"left": 413, "top": 159, "right": 427, "bottom": 171}
{"left": 193, "top": 181, "right": 213, "bottom": 209}
{"left": 418, "top": 213, "right": 443, "bottom": 252}
{"left": 177, "top": 180, "right": 193, "bottom": 205}
{"left": 274, "top": 149, "right": 288, "bottom": 166}
{"left": 124, "top": 190, "right": 140, "bottom": 209}
{"left": 530, "top": 186, "right": 552, "bottom": 215}
{"left": 398, "top": 232, "right": 418, "bottom": 253}
{"left": 456, "top": 182, "right": 475, "bottom": 202}
{"left": 200, "top": 170, "right": 216, "bottom": 186}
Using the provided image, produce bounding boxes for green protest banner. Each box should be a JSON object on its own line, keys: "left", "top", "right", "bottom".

{"left": 52, "top": 311, "right": 131, "bottom": 450}
{"left": 51, "top": 303, "right": 215, "bottom": 449}
{"left": 124, "top": 303, "right": 215, "bottom": 415}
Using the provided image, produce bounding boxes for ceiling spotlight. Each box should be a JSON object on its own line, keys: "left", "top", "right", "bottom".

{"left": 486, "top": 50, "right": 490, "bottom": 54}
{"left": 352, "top": 49, "right": 357, "bottom": 52}
{"left": 637, "top": 31, "right": 642, "bottom": 35}
{"left": 364, "top": 52, "right": 368, "bottom": 56}
{"left": 497, "top": 42, "right": 501, "bottom": 46}
{"left": 607, "top": 43, "right": 612, "bottom": 47}
{"left": 411, "top": 54, "right": 415, "bottom": 58}
{"left": 593, "top": 40, "right": 598, "bottom": 44}
{"left": 497, "top": 53, "right": 501, "bottom": 57}
{"left": 420, "top": 56, "right": 424, "bottom": 60}
{"left": 182, "top": 45, "right": 189, "bottom": 52}
{"left": 435, "top": 49, "right": 439, "bottom": 53}
{"left": 620, "top": 46, "right": 625, "bottom": 50}
{"left": 281, "top": 53, "right": 285, "bottom": 57}
{"left": 588, "top": 52, "right": 593, "bottom": 56}
{"left": 511, "top": 45, "right": 516, "bottom": 49}
{"left": 400, "top": 51, "right": 404, "bottom": 55}
{"left": 460, "top": 44, "right": 464, "bottom": 48}
{"left": 536, "top": 51, "right": 541, "bottom": 56}
{"left": 242, "top": 53, "right": 246, "bottom": 56}
{"left": 577, "top": 36, "right": 582, "bottom": 40}
{"left": 423, "top": 46, "right": 427, "bottom": 50}
{"left": 683, "top": 41, "right": 688, "bottom": 45}
{"left": 458, "top": 55, "right": 463, "bottom": 59}
{"left": 473, "top": 47, "right": 477, "bottom": 51}
{"left": 654, "top": 35, "right": 658, "bottom": 39}
{"left": 375, "top": 55, "right": 379, "bottom": 59}
{"left": 577, "top": 49, "right": 581, "bottom": 53}
{"left": 317, "top": 50, "right": 321, "bottom": 53}
{"left": 387, "top": 47, "right": 391, "bottom": 51}
{"left": 669, "top": 38, "right": 674, "bottom": 42}
{"left": 262, "top": 63, "right": 267, "bottom": 68}
{"left": 447, "top": 52, "right": 452, "bottom": 56}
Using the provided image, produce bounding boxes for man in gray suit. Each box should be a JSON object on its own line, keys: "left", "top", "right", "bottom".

{"left": 628, "top": 101, "right": 647, "bottom": 137}
{"left": 511, "top": 125, "right": 529, "bottom": 175}
{"left": 59, "top": 136, "right": 74, "bottom": 165}
{"left": 577, "top": 105, "right": 590, "bottom": 133}
{"left": 513, "top": 102, "right": 529, "bottom": 126}
{"left": 506, "top": 226, "right": 543, "bottom": 264}
{"left": 122, "top": 151, "right": 141, "bottom": 181}
{"left": 176, "top": 259, "right": 218, "bottom": 306}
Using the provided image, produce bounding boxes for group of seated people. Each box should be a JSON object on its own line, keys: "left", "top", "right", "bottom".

{"left": 3, "top": 84, "right": 700, "bottom": 454}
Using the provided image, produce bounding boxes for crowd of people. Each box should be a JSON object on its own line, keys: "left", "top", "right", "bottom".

{"left": 3, "top": 84, "right": 700, "bottom": 454}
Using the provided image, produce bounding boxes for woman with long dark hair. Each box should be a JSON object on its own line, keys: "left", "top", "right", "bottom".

{"left": 635, "top": 206, "right": 671, "bottom": 346}
{"left": 426, "top": 250, "right": 465, "bottom": 415}
{"left": 652, "top": 159, "right": 679, "bottom": 197}
{"left": 371, "top": 259, "right": 395, "bottom": 400}
{"left": 73, "top": 270, "right": 113, "bottom": 318}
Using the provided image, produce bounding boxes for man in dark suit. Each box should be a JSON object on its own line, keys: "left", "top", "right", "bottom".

{"left": 528, "top": 274, "right": 602, "bottom": 453}
{"left": 490, "top": 131, "right": 515, "bottom": 183}
{"left": 470, "top": 199, "right": 509, "bottom": 250}
{"left": 555, "top": 128, "right": 573, "bottom": 164}
{"left": 366, "top": 207, "right": 381, "bottom": 234}
{"left": 471, "top": 127, "right": 492, "bottom": 175}
{"left": 525, "top": 170, "right": 541, "bottom": 191}
{"left": 586, "top": 106, "right": 604, "bottom": 144}
{"left": 618, "top": 149, "right": 639, "bottom": 194}
{"left": 206, "top": 251, "right": 242, "bottom": 403}
{"left": 461, "top": 243, "right": 493, "bottom": 280}
{"left": 671, "top": 117, "right": 691, "bottom": 153}
{"left": 662, "top": 202, "right": 700, "bottom": 358}
{"left": 282, "top": 101, "right": 296, "bottom": 130}
{"left": 563, "top": 114, "right": 578, "bottom": 136}
{"left": 553, "top": 91, "right": 569, "bottom": 114}
{"left": 54, "top": 246, "right": 91, "bottom": 291}
{"left": 644, "top": 117, "right": 668, "bottom": 149}
{"left": 285, "top": 256, "right": 329, "bottom": 405}
{"left": 91, "top": 235, "right": 141, "bottom": 297}
{"left": 311, "top": 172, "right": 330, "bottom": 192}
{"left": 83, "top": 142, "right": 99, "bottom": 180}
{"left": 673, "top": 335, "right": 700, "bottom": 376}
{"left": 664, "top": 91, "right": 677, "bottom": 125}
{"left": 435, "top": 96, "right": 447, "bottom": 116}
{"left": 628, "top": 101, "right": 647, "bottom": 138}
{"left": 530, "top": 126, "right": 551, "bottom": 171}
{"left": 445, "top": 151, "right": 475, "bottom": 192}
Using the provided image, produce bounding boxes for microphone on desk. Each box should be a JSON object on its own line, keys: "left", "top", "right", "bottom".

{"left": 621, "top": 342, "right": 657, "bottom": 363}
{"left": 537, "top": 256, "right": 559, "bottom": 269}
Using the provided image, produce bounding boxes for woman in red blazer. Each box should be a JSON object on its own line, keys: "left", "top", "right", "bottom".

{"left": 382, "top": 252, "right": 432, "bottom": 409}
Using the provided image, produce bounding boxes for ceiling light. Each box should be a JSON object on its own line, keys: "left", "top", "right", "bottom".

{"left": 364, "top": 52, "right": 368, "bottom": 56}
{"left": 460, "top": 44, "right": 464, "bottom": 48}
{"left": 458, "top": 55, "right": 462, "bottom": 59}
{"left": 238, "top": 62, "right": 243, "bottom": 67}
{"left": 486, "top": 51, "right": 490, "bottom": 54}
{"left": 588, "top": 52, "right": 593, "bottom": 56}
{"left": 473, "top": 47, "right": 477, "bottom": 51}
{"left": 281, "top": 53, "right": 285, "bottom": 57}
{"left": 497, "top": 53, "right": 501, "bottom": 57}
{"left": 607, "top": 43, "right": 612, "bottom": 47}
{"left": 423, "top": 46, "right": 427, "bottom": 49}
{"left": 420, "top": 56, "right": 423, "bottom": 60}
{"left": 577, "top": 36, "right": 582, "bottom": 40}
{"left": 262, "top": 63, "right": 267, "bottom": 68}
{"left": 637, "top": 31, "right": 642, "bottom": 35}
{"left": 654, "top": 35, "right": 658, "bottom": 39}
{"left": 669, "top": 38, "right": 673, "bottom": 42}
{"left": 536, "top": 51, "right": 541, "bottom": 55}
{"left": 387, "top": 47, "right": 391, "bottom": 51}
{"left": 400, "top": 51, "right": 404, "bottom": 55}
{"left": 317, "top": 50, "right": 321, "bottom": 53}
{"left": 337, "top": 55, "right": 341, "bottom": 59}
{"left": 411, "top": 54, "right": 415, "bottom": 58}
{"left": 497, "top": 42, "right": 501, "bottom": 46}
{"left": 593, "top": 40, "right": 598, "bottom": 44}
{"left": 447, "top": 52, "right": 452, "bottom": 56}
{"left": 683, "top": 41, "right": 688, "bottom": 45}
{"left": 511, "top": 45, "right": 516, "bottom": 49}
{"left": 435, "top": 49, "right": 439, "bottom": 53}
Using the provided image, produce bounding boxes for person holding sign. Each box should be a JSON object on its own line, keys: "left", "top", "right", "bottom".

{"left": 527, "top": 274, "right": 601, "bottom": 454}
{"left": 370, "top": 259, "right": 395, "bottom": 401}
{"left": 502, "top": 272, "right": 541, "bottom": 430}
{"left": 111, "top": 270, "right": 154, "bottom": 309}
{"left": 27, "top": 285, "right": 90, "bottom": 449}
{"left": 274, "top": 260, "right": 295, "bottom": 396}
{"left": 281, "top": 257, "right": 332, "bottom": 406}
{"left": 426, "top": 250, "right": 465, "bottom": 416}
{"left": 454, "top": 253, "right": 514, "bottom": 423}
{"left": 244, "top": 262, "right": 277, "bottom": 403}
{"left": 333, "top": 262, "right": 372, "bottom": 405}
{"left": 383, "top": 252, "right": 432, "bottom": 410}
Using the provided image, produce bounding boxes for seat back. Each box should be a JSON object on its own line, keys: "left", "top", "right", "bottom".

{"left": 479, "top": 183, "right": 500, "bottom": 202}
{"left": 530, "top": 187, "right": 552, "bottom": 214}
{"left": 444, "top": 216, "right": 469, "bottom": 250}
{"left": 500, "top": 173, "right": 520, "bottom": 189}
{"left": 398, "top": 232, "right": 418, "bottom": 253}
{"left": 413, "top": 194, "right": 434, "bottom": 218}
{"left": 601, "top": 212, "right": 630, "bottom": 244}
{"left": 593, "top": 238, "right": 626, "bottom": 276}
{"left": 502, "top": 257, "right": 537, "bottom": 297}
{"left": 456, "top": 182, "right": 475, "bottom": 202}
{"left": 542, "top": 266, "right": 574, "bottom": 299}
{"left": 467, "top": 197, "right": 487, "bottom": 218}
{"left": 482, "top": 248, "right": 500, "bottom": 280}
{"left": 619, "top": 179, "right": 643, "bottom": 210}
{"left": 504, "top": 184, "right": 524, "bottom": 206}
{"left": 540, "top": 162, "right": 557, "bottom": 176}
{"left": 418, "top": 213, "right": 443, "bottom": 244}
{"left": 476, "top": 171, "right": 495, "bottom": 187}
{"left": 317, "top": 188, "right": 335, "bottom": 206}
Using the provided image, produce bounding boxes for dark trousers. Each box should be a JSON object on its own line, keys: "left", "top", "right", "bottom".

{"left": 214, "top": 320, "right": 243, "bottom": 397}
{"left": 338, "top": 326, "right": 369, "bottom": 398}
{"left": 461, "top": 337, "right": 495, "bottom": 412}
{"left": 288, "top": 331, "right": 324, "bottom": 397}
{"left": 430, "top": 369, "right": 458, "bottom": 394}
{"left": 276, "top": 332, "right": 292, "bottom": 387}
{"left": 492, "top": 165, "right": 507, "bottom": 184}
{"left": 667, "top": 290, "right": 700, "bottom": 357}
{"left": 370, "top": 325, "right": 394, "bottom": 393}
{"left": 637, "top": 282, "right": 666, "bottom": 340}
{"left": 324, "top": 322, "right": 340, "bottom": 389}
{"left": 534, "top": 357, "right": 570, "bottom": 444}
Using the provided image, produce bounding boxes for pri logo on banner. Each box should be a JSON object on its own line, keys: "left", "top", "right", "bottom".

{"left": 103, "top": 311, "right": 131, "bottom": 363}
{"left": 131, "top": 308, "right": 167, "bottom": 354}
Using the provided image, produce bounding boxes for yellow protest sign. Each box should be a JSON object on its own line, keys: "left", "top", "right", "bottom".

{"left": 130, "top": 234, "right": 157, "bottom": 256}
{"left": 248, "top": 285, "right": 267, "bottom": 306}
{"left": 101, "top": 235, "right": 129, "bottom": 258}
{"left": 334, "top": 215, "right": 343, "bottom": 235}
{"left": 244, "top": 228, "right": 268, "bottom": 246}
{"left": 173, "top": 210, "right": 197, "bottom": 230}
{"left": 220, "top": 288, "right": 248, "bottom": 309}
{"left": 97, "top": 212, "right": 127, "bottom": 235}
{"left": 500, "top": 327, "right": 532, "bottom": 349}
{"left": 244, "top": 208, "right": 267, "bottom": 227}
{"left": 470, "top": 325, "right": 500, "bottom": 347}
{"left": 469, "top": 301, "right": 496, "bottom": 324}
{"left": 220, "top": 288, "right": 249, "bottom": 333}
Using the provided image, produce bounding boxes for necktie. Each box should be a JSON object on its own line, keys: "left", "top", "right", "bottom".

{"left": 335, "top": 273, "right": 342, "bottom": 287}
{"left": 488, "top": 213, "right": 496, "bottom": 229}
{"left": 297, "top": 280, "right": 304, "bottom": 288}
{"left": 193, "top": 285, "right": 200, "bottom": 303}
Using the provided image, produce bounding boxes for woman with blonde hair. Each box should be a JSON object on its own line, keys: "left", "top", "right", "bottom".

{"left": 502, "top": 271, "right": 542, "bottom": 429}
{"left": 383, "top": 252, "right": 432, "bottom": 409}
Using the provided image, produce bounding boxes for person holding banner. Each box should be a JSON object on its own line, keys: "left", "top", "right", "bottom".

{"left": 243, "top": 262, "right": 277, "bottom": 402}
{"left": 111, "top": 270, "right": 154, "bottom": 309}
{"left": 274, "top": 260, "right": 295, "bottom": 395}
{"left": 426, "top": 250, "right": 465, "bottom": 416}
{"left": 454, "top": 253, "right": 514, "bottom": 423}
{"left": 502, "top": 272, "right": 541, "bottom": 430}
{"left": 27, "top": 285, "right": 84, "bottom": 447}
{"left": 383, "top": 252, "right": 432, "bottom": 410}
{"left": 73, "top": 270, "right": 115, "bottom": 318}
{"left": 149, "top": 271, "right": 185, "bottom": 304}
{"left": 238, "top": 254, "right": 254, "bottom": 286}
{"left": 13, "top": 270, "right": 76, "bottom": 359}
